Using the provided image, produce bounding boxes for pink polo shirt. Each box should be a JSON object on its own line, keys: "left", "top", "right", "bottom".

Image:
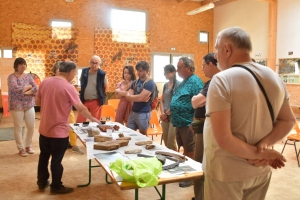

{"left": 36, "top": 77, "right": 80, "bottom": 138}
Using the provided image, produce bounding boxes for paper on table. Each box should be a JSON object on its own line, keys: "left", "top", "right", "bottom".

{"left": 94, "top": 151, "right": 128, "bottom": 166}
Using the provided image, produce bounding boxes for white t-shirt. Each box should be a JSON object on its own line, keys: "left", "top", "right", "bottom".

{"left": 203, "top": 62, "right": 289, "bottom": 182}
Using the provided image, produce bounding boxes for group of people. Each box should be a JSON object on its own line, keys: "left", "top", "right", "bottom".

{"left": 6, "top": 27, "right": 296, "bottom": 198}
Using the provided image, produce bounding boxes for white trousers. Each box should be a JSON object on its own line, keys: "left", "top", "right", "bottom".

{"left": 10, "top": 107, "right": 35, "bottom": 151}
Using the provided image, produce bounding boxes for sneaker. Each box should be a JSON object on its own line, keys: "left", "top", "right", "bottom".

{"left": 179, "top": 180, "right": 194, "bottom": 188}
{"left": 50, "top": 185, "right": 74, "bottom": 195}
{"left": 25, "top": 147, "right": 34, "bottom": 154}
{"left": 38, "top": 180, "right": 50, "bottom": 191}
{"left": 19, "top": 149, "right": 28, "bottom": 157}
{"left": 72, "top": 146, "right": 84, "bottom": 155}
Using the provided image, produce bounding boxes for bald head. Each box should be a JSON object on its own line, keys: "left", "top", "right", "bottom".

{"left": 89, "top": 55, "right": 101, "bottom": 72}
{"left": 90, "top": 55, "right": 101, "bottom": 62}
{"left": 216, "top": 27, "right": 252, "bottom": 53}
{"left": 214, "top": 27, "right": 252, "bottom": 71}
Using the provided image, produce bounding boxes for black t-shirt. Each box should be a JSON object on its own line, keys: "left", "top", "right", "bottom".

{"left": 194, "top": 80, "right": 211, "bottom": 118}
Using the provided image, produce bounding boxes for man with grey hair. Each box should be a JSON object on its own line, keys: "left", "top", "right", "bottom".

{"left": 76, "top": 55, "right": 108, "bottom": 123}
{"left": 203, "top": 27, "right": 295, "bottom": 199}
{"left": 170, "top": 57, "right": 204, "bottom": 188}
{"left": 36, "top": 61, "right": 101, "bottom": 194}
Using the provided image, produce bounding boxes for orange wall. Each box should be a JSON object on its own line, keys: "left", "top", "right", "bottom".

{"left": 0, "top": 0, "right": 214, "bottom": 83}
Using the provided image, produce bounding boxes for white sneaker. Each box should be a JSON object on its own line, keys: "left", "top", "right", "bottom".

{"left": 25, "top": 147, "right": 34, "bottom": 154}
{"left": 72, "top": 146, "right": 84, "bottom": 155}
{"left": 19, "top": 149, "right": 28, "bottom": 157}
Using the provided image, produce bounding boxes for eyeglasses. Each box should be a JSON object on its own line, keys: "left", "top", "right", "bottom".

{"left": 202, "top": 62, "right": 209, "bottom": 69}
{"left": 90, "top": 61, "right": 99, "bottom": 65}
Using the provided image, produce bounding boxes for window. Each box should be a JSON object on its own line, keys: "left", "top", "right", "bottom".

{"left": 0, "top": 48, "right": 12, "bottom": 58}
{"left": 110, "top": 8, "right": 147, "bottom": 43}
{"left": 199, "top": 31, "right": 209, "bottom": 43}
{"left": 151, "top": 53, "right": 194, "bottom": 82}
{"left": 50, "top": 20, "right": 73, "bottom": 39}
{"left": 77, "top": 68, "right": 83, "bottom": 86}
{"left": 51, "top": 20, "right": 72, "bottom": 28}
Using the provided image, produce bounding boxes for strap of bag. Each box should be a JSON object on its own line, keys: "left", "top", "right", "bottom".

{"left": 232, "top": 65, "right": 274, "bottom": 122}
{"left": 133, "top": 78, "right": 151, "bottom": 92}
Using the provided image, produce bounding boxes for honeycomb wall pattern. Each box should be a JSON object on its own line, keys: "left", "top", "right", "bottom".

{"left": 11, "top": 22, "right": 79, "bottom": 82}
{"left": 94, "top": 28, "right": 151, "bottom": 90}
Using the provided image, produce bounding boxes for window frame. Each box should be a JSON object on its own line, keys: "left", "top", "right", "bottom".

{"left": 0, "top": 47, "right": 13, "bottom": 58}
{"left": 50, "top": 19, "right": 73, "bottom": 27}
{"left": 151, "top": 52, "right": 194, "bottom": 83}
{"left": 110, "top": 7, "right": 148, "bottom": 31}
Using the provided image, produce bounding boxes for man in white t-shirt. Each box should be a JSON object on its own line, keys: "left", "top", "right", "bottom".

{"left": 203, "top": 27, "right": 296, "bottom": 200}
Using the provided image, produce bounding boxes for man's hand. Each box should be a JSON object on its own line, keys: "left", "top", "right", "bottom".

{"left": 90, "top": 117, "right": 101, "bottom": 124}
{"left": 248, "top": 148, "right": 286, "bottom": 169}
{"left": 248, "top": 157, "right": 286, "bottom": 169}
{"left": 142, "top": 96, "right": 150, "bottom": 102}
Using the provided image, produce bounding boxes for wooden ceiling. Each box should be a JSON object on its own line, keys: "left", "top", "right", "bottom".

{"left": 178, "top": 0, "right": 275, "bottom": 6}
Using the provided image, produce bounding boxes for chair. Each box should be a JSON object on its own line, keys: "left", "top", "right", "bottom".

{"left": 147, "top": 110, "right": 163, "bottom": 144}
{"left": 1, "top": 92, "right": 10, "bottom": 117}
{"left": 281, "top": 120, "right": 300, "bottom": 167}
{"left": 107, "top": 99, "right": 120, "bottom": 111}
{"left": 100, "top": 105, "right": 116, "bottom": 121}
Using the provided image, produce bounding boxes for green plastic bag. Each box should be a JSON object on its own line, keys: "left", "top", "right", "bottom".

{"left": 110, "top": 157, "right": 162, "bottom": 188}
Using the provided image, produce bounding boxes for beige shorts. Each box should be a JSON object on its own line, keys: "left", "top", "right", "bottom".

{"left": 204, "top": 172, "right": 272, "bottom": 200}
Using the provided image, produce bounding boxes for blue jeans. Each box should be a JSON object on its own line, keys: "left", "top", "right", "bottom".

{"left": 127, "top": 111, "right": 151, "bottom": 131}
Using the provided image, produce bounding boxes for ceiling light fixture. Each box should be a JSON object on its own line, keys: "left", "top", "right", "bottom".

{"left": 187, "top": 3, "right": 215, "bottom": 15}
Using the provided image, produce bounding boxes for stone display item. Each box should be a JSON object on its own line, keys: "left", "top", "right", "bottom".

{"left": 94, "top": 142, "right": 119, "bottom": 151}
{"left": 135, "top": 140, "right": 153, "bottom": 146}
{"left": 116, "top": 137, "right": 131, "bottom": 140}
{"left": 124, "top": 146, "right": 142, "bottom": 154}
{"left": 118, "top": 133, "right": 124, "bottom": 137}
{"left": 94, "top": 135, "right": 113, "bottom": 142}
{"left": 93, "top": 140, "right": 129, "bottom": 150}
{"left": 145, "top": 144, "right": 155, "bottom": 149}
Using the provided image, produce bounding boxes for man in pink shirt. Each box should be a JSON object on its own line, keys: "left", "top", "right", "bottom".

{"left": 35, "top": 61, "right": 100, "bottom": 195}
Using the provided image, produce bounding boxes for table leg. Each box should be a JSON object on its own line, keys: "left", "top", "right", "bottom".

{"left": 154, "top": 185, "right": 166, "bottom": 200}
{"left": 105, "top": 173, "right": 113, "bottom": 184}
{"left": 77, "top": 159, "right": 100, "bottom": 187}
{"left": 161, "top": 184, "right": 166, "bottom": 200}
{"left": 135, "top": 188, "right": 139, "bottom": 200}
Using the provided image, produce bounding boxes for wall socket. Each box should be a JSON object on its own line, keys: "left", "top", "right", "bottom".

{"left": 288, "top": 51, "right": 293, "bottom": 55}
{"left": 170, "top": 47, "right": 175, "bottom": 51}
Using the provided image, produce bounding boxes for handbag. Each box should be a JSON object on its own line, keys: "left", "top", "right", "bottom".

{"left": 232, "top": 65, "right": 274, "bottom": 122}
{"left": 191, "top": 118, "right": 205, "bottom": 134}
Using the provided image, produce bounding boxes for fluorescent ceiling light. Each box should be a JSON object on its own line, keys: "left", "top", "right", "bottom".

{"left": 187, "top": 3, "right": 215, "bottom": 15}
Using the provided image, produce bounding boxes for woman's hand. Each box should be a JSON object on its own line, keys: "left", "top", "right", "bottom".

{"left": 24, "top": 90, "right": 34, "bottom": 95}
{"left": 23, "top": 85, "right": 32, "bottom": 93}
{"left": 160, "top": 113, "right": 168, "bottom": 122}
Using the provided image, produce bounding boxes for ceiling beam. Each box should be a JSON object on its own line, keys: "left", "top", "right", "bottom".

{"left": 256, "top": 0, "right": 276, "bottom": 2}
{"left": 177, "top": 0, "right": 189, "bottom": 3}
